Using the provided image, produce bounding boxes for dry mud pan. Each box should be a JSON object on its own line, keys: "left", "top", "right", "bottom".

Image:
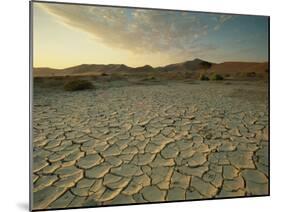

{"left": 32, "top": 80, "right": 268, "bottom": 210}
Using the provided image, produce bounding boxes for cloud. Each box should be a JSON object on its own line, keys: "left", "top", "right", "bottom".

{"left": 219, "top": 15, "right": 233, "bottom": 23}
{"left": 213, "top": 14, "right": 233, "bottom": 31}
{"left": 37, "top": 3, "right": 233, "bottom": 56}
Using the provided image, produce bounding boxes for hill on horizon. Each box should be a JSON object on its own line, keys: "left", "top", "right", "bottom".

{"left": 33, "top": 58, "right": 268, "bottom": 79}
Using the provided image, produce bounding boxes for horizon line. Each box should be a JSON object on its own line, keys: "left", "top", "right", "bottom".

{"left": 33, "top": 58, "right": 269, "bottom": 70}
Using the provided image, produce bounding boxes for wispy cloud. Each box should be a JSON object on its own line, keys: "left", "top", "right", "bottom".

{"left": 213, "top": 15, "right": 233, "bottom": 31}
{"left": 38, "top": 3, "right": 232, "bottom": 56}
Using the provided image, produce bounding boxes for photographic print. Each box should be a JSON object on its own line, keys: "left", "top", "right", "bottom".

{"left": 30, "top": 1, "right": 269, "bottom": 211}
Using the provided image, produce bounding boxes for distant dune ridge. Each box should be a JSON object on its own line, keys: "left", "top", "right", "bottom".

{"left": 33, "top": 58, "right": 268, "bottom": 79}
{"left": 157, "top": 58, "right": 212, "bottom": 72}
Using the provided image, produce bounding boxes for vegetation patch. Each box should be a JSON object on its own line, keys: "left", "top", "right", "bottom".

{"left": 211, "top": 74, "right": 224, "bottom": 80}
{"left": 63, "top": 79, "right": 94, "bottom": 91}
{"left": 246, "top": 72, "right": 256, "bottom": 77}
{"left": 141, "top": 76, "right": 157, "bottom": 81}
{"left": 199, "top": 74, "right": 209, "bottom": 81}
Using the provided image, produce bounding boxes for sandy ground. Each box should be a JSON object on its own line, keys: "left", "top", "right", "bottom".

{"left": 32, "top": 80, "right": 269, "bottom": 210}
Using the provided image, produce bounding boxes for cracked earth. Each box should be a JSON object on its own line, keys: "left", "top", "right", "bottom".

{"left": 32, "top": 80, "right": 269, "bottom": 210}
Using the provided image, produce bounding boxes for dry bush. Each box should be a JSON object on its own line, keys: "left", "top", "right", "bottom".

{"left": 63, "top": 79, "right": 94, "bottom": 91}
{"left": 211, "top": 74, "right": 224, "bottom": 80}
{"left": 199, "top": 74, "right": 209, "bottom": 81}
{"left": 246, "top": 72, "right": 257, "bottom": 77}
{"left": 141, "top": 76, "right": 157, "bottom": 81}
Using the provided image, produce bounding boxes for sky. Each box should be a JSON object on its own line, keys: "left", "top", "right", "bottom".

{"left": 33, "top": 2, "right": 269, "bottom": 69}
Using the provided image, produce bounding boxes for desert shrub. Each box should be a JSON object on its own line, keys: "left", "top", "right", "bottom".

{"left": 101, "top": 72, "right": 108, "bottom": 76}
{"left": 149, "top": 76, "right": 156, "bottom": 80}
{"left": 199, "top": 74, "right": 209, "bottom": 81}
{"left": 246, "top": 72, "right": 256, "bottom": 77}
{"left": 211, "top": 74, "right": 224, "bottom": 80}
{"left": 109, "top": 73, "right": 125, "bottom": 81}
{"left": 63, "top": 79, "right": 94, "bottom": 91}
{"left": 34, "top": 77, "right": 64, "bottom": 88}
{"left": 142, "top": 76, "right": 156, "bottom": 81}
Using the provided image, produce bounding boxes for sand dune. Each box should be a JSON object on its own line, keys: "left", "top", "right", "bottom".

{"left": 33, "top": 59, "right": 268, "bottom": 79}
{"left": 209, "top": 61, "right": 268, "bottom": 74}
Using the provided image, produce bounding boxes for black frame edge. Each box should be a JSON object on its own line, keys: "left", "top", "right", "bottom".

{"left": 29, "top": 1, "right": 34, "bottom": 211}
